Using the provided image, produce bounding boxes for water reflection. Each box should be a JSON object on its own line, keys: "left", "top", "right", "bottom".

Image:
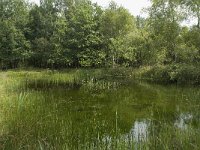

{"left": 175, "top": 113, "right": 193, "bottom": 130}
{"left": 1, "top": 77, "right": 200, "bottom": 149}
{"left": 131, "top": 120, "right": 149, "bottom": 142}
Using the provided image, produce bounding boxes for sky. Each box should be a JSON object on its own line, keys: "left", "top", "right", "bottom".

{"left": 91, "top": 0, "right": 151, "bottom": 17}
{"left": 29, "top": 0, "right": 196, "bottom": 25}
{"left": 29, "top": 0, "right": 151, "bottom": 17}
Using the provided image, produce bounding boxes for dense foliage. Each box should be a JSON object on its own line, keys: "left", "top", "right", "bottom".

{"left": 0, "top": 0, "right": 199, "bottom": 83}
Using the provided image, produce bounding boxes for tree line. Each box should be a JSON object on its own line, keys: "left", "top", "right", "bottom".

{"left": 0, "top": 0, "right": 199, "bottom": 69}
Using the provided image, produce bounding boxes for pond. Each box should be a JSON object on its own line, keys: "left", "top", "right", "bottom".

{"left": 0, "top": 71, "right": 200, "bottom": 149}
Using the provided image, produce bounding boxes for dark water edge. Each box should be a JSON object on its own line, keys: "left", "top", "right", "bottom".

{"left": 0, "top": 70, "right": 200, "bottom": 149}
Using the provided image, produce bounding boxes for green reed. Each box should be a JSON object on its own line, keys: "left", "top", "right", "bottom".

{"left": 0, "top": 69, "right": 200, "bottom": 149}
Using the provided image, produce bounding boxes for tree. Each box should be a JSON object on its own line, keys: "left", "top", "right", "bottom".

{"left": 181, "top": 27, "right": 200, "bottom": 63}
{"left": 100, "top": 1, "right": 135, "bottom": 67}
{"left": 64, "top": 0, "right": 104, "bottom": 67}
{"left": 0, "top": 0, "right": 30, "bottom": 69}
{"left": 27, "top": 0, "right": 61, "bottom": 67}
{"left": 148, "top": 0, "right": 183, "bottom": 64}
{"left": 0, "top": 0, "right": 199, "bottom": 70}
{"left": 182, "top": 0, "right": 200, "bottom": 28}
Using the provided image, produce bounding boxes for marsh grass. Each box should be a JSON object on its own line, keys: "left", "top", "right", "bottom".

{"left": 0, "top": 69, "right": 200, "bottom": 149}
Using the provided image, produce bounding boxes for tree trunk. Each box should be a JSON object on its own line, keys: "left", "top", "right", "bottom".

{"left": 112, "top": 55, "right": 115, "bottom": 68}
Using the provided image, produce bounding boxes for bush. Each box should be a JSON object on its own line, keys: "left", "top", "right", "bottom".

{"left": 140, "top": 64, "right": 200, "bottom": 85}
{"left": 141, "top": 65, "right": 171, "bottom": 83}
{"left": 174, "top": 64, "right": 200, "bottom": 85}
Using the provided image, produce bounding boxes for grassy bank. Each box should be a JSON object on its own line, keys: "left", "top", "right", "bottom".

{"left": 1, "top": 64, "right": 200, "bottom": 86}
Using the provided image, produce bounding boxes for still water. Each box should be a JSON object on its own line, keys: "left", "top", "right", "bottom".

{"left": 1, "top": 74, "right": 200, "bottom": 149}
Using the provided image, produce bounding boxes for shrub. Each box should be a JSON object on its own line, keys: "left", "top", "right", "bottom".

{"left": 140, "top": 64, "right": 200, "bottom": 85}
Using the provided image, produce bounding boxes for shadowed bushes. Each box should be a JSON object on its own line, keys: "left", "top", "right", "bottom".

{"left": 139, "top": 64, "right": 200, "bottom": 85}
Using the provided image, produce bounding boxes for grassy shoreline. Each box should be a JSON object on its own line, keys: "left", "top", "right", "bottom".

{"left": 1, "top": 64, "right": 200, "bottom": 86}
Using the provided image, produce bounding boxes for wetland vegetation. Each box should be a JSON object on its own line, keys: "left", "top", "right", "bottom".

{"left": 0, "top": 70, "right": 200, "bottom": 149}
{"left": 0, "top": 0, "right": 200, "bottom": 149}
